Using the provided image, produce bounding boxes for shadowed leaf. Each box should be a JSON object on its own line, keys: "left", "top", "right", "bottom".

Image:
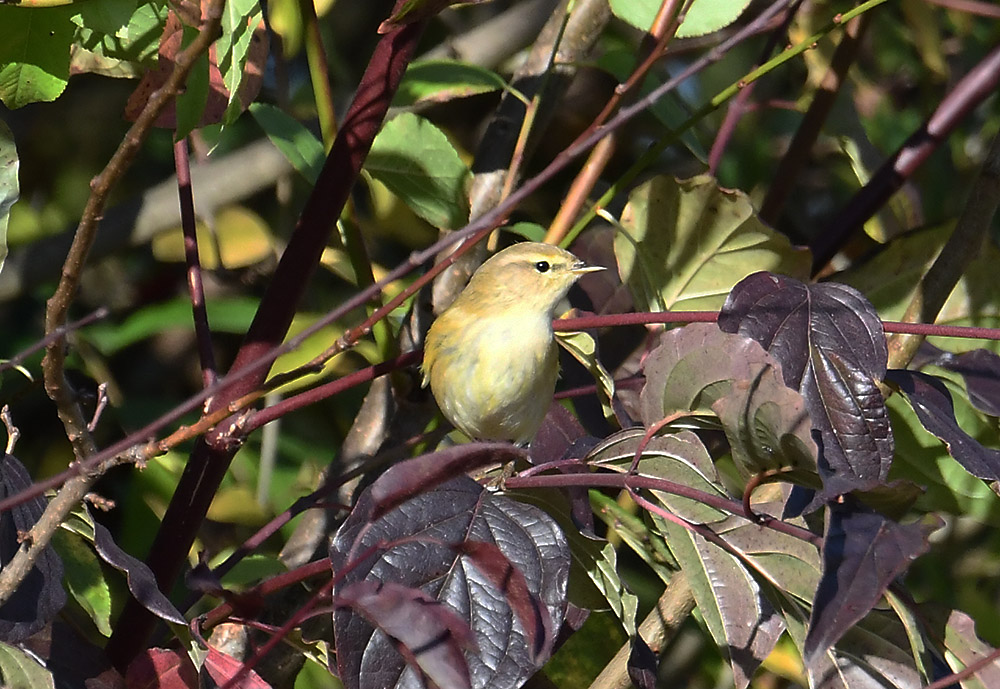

{"left": 935, "top": 348, "right": 1000, "bottom": 417}
{"left": 92, "top": 521, "right": 185, "bottom": 625}
{"left": 638, "top": 323, "right": 819, "bottom": 485}
{"left": 0, "top": 454, "right": 65, "bottom": 643}
{"left": 804, "top": 501, "right": 938, "bottom": 662}
{"left": 659, "top": 515, "right": 785, "bottom": 689}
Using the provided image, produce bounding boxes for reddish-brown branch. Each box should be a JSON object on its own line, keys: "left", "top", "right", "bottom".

{"left": 103, "top": 2, "right": 429, "bottom": 669}
{"left": 759, "top": 10, "right": 871, "bottom": 224}
{"left": 811, "top": 42, "right": 1000, "bottom": 272}
{"left": 174, "top": 137, "right": 217, "bottom": 387}
{"left": 506, "top": 470, "right": 822, "bottom": 547}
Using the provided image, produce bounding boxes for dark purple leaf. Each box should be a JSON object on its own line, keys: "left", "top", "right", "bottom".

{"left": 336, "top": 580, "right": 476, "bottom": 689}
{"left": 92, "top": 521, "right": 185, "bottom": 625}
{"left": 529, "top": 403, "right": 599, "bottom": 466}
{"left": 331, "top": 476, "right": 570, "bottom": 689}
{"left": 719, "top": 273, "right": 892, "bottom": 498}
{"left": 936, "top": 348, "right": 1000, "bottom": 417}
{"left": 527, "top": 403, "right": 598, "bottom": 535}
{"left": 804, "top": 501, "right": 937, "bottom": 662}
{"left": 887, "top": 368, "right": 1000, "bottom": 480}
{"left": 368, "top": 443, "right": 525, "bottom": 520}
{"left": 807, "top": 610, "right": 927, "bottom": 689}
{"left": 627, "top": 636, "right": 658, "bottom": 689}
{"left": 0, "top": 453, "right": 65, "bottom": 643}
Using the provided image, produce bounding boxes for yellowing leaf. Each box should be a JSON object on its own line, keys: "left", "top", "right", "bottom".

{"left": 152, "top": 205, "right": 275, "bottom": 269}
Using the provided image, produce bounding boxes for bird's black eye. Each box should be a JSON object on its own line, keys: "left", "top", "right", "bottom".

{"left": 534, "top": 261, "right": 550, "bottom": 273}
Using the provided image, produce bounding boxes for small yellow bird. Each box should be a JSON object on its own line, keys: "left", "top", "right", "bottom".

{"left": 422, "top": 242, "right": 603, "bottom": 445}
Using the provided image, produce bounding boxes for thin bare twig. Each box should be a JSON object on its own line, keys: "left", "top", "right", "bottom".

{"left": 546, "top": 0, "right": 690, "bottom": 243}
{"left": 707, "top": 0, "right": 804, "bottom": 174}
{"left": 1, "top": 407, "right": 18, "bottom": 455}
{"left": 0, "top": 0, "right": 228, "bottom": 608}
{"left": 0, "top": 307, "right": 109, "bottom": 375}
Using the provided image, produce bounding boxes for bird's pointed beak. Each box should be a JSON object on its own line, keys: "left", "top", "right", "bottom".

{"left": 571, "top": 261, "right": 605, "bottom": 275}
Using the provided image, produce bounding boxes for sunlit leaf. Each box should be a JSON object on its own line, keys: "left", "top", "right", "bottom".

{"left": 0, "top": 120, "right": 16, "bottom": 275}
{"left": 609, "top": 0, "right": 753, "bottom": 39}
{"left": 366, "top": 113, "right": 470, "bottom": 231}
{"left": 331, "top": 474, "right": 568, "bottom": 689}
{"left": 394, "top": 59, "right": 508, "bottom": 107}
{"left": 616, "top": 175, "right": 810, "bottom": 312}
{"left": 0, "top": 6, "right": 75, "bottom": 108}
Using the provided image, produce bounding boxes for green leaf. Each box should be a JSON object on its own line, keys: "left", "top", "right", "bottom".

{"left": 590, "top": 490, "right": 677, "bottom": 583}
{"left": 71, "top": 1, "right": 166, "bottom": 77}
{"left": 591, "top": 427, "right": 729, "bottom": 525}
{"left": 588, "top": 542, "right": 639, "bottom": 637}
{"left": 659, "top": 515, "right": 785, "bottom": 689}
{"left": 609, "top": 0, "right": 753, "bottom": 39}
{"left": 72, "top": 0, "right": 138, "bottom": 36}
{"left": 0, "top": 119, "right": 17, "bottom": 275}
{"left": 83, "top": 296, "right": 261, "bottom": 354}
{"left": 53, "top": 529, "right": 113, "bottom": 636}
{"left": 0, "top": 6, "right": 76, "bottom": 108}
{"left": 505, "top": 221, "right": 547, "bottom": 242}
{"left": 394, "top": 59, "right": 508, "bottom": 107}
{"left": 366, "top": 112, "right": 470, "bottom": 230}
{"left": 0, "top": 642, "right": 55, "bottom": 689}
{"left": 217, "top": 0, "right": 263, "bottom": 123}
{"left": 555, "top": 329, "right": 615, "bottom": 423}
{"left": 250, "top": 102, "right": 324, "bottom": 183}
{"left": 615, "top": 175, "right": 810, "bottom": 312}
{"left": 837, "top": 224, "right": 1000, "bottom": 354}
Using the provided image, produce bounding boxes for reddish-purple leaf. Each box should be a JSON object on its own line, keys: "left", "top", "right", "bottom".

{"left": 124, "top": 648, "right": 198, "bottom": 689}
{"left": 804, "top": 501, "right": 937, "bottom": 662}
{"left": 331, "top": 476, "right": 569, "bottom": 689}
{"left": 336, "top": 580, "right": 476, "bottom": 689}
{"left": 368, "top": 443, "right": 525, "bottom": 520}
{"left": 718, "top": 273, "right": 892, "bottom": 499}
{"left": 202, "top": 646, "right": 272, "bottom": 689}
{"left": 0, "top": 453, "right": 65, "bottom": 643}
{"left": 887, "top": 368, "right": 1000, "bottom": 480}
{"left": 93, "top": 520, "right": 185, "bottom": 625}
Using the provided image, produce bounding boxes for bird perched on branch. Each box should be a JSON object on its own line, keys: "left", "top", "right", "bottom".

{"left": 422, "top": 242, "right": 603, "bottom": 445}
